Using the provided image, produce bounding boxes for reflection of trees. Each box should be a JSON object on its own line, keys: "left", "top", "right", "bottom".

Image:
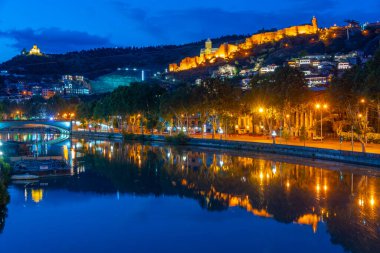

{"left": 326, "top": 206, "right": 380, "bottom": 253}
{"left": 74, "top": 141, "right": 379, "bottom": 253}
{"left": 0, "top": 176, "right": 10, "bottom": 233}
{"left": 324, "top": 177, "right": 380, "bottom": 253}
{"left": 264, "top": 182, "right": 316, "bottom": 223}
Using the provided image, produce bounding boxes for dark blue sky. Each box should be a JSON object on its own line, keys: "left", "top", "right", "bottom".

{"left": 0, "top": 0, "right": 379, "bottom": 62}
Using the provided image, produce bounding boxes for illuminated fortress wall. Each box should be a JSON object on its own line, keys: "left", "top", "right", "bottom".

{"left": 169, "top": 17, "right": 319, "bottom": 72}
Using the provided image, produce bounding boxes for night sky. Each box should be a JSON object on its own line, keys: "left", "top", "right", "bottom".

{"left": 0, "top": 0, "right": 379, "bottom": 62}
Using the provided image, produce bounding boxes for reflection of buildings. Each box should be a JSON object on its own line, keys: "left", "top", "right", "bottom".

{"left": 24, "top": 188, "right": 44, "bottom": 203}
{"left": 31, "top": 189, "right": 43, "bottom": 203}
{"left": 76, "top": 140, "right": 379, "bottom": 237}
{"left": 7, "top": 139, "right": 376, "bottom": 252}
{"left": 297, "top": 214, "right": 319, "bottom": 233}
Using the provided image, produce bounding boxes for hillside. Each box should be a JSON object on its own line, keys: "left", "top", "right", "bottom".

{"left": 1, "top": 26, "right": 379, "bottom": 82}
{"left": 0, "top": 35, "right": 245, "bottom": 79}
{"left": 169, "top": 32, "right": 380, "bottom": 81}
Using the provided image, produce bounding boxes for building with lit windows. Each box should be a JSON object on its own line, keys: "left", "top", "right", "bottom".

{"left": 337, "top": 62, "right": 351, "bottom": 70}
{"left": 259, "top": 64, "right": 278, "bottom": 74}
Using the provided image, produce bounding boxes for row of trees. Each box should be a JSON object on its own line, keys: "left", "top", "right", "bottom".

{"left": 0, "top": 96, "right": 79, "bottom": 120}
{"left": 75, "top": 66, "right": 310, "bottom": 138}
{"left": 77, "top": 79, "right": 241, "bottom": 137}
{"left": 329, "top": 49, "right": 380, "bottom": 151}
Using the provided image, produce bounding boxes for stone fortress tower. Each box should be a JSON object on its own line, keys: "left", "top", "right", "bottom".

{"left": 201, "top": 38, "right": 218, "bottom": 56}
{"left": 170, "top": 17, "right": 321, "bottom": 72}
{"left": 312, "top": 16, "right": 318, "bottom": 33}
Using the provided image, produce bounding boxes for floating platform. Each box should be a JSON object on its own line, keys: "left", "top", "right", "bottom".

{"left": 11, "top": 174, "right": 39, "bottom": 180}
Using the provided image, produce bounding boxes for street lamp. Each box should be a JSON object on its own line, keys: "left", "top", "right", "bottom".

{"left": 359, "top": 98, "right": 369, "bottom": 144}
{"left": 256, "top": 107, "right": 264, "bottom": 135}
{"left": 286, "top": 114, "right": 290, "bottom": 128}
{"left": 15, "top": 110, "right": 22, "bottom": 120}
{"left": 315, "top": 103, "right": 328, "bottom": 142}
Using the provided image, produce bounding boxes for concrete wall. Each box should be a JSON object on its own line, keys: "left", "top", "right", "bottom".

{"left": 186, "top": 138, "right": 380, "bottom": 167}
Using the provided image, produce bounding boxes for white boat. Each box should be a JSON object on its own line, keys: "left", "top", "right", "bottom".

{"left": 11, "top": 174, "right": 40, "bottom": 180}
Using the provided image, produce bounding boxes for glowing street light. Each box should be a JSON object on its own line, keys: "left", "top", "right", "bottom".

{"left": 315, "top": 103, "right": 328, "bottom": 142}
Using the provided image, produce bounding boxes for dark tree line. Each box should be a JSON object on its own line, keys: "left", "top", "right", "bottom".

{"left": 75, "top": 66, "right": 309, "bottom": 137}
{"left": 328, "top": 49, "right": 380, "bottom": 150}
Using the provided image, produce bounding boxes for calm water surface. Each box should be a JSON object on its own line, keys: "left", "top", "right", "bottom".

{"left": 0, "top": 138, "right": 379, "bottom": 253}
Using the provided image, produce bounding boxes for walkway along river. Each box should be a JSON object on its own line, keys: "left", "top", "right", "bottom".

{"left": 72, "top": 131, "right": 380, "bottom": 168}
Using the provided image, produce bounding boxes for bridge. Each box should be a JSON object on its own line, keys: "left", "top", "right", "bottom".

{"left": 0, "top": 120, "right": 72, "bottom": 134}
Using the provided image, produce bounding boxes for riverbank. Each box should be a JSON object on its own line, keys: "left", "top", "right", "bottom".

{"left": 72, "top": 131, "right": 380, "bottom": 168}
{"left": 0, "top": 159, "right": 12, "bottom": 182}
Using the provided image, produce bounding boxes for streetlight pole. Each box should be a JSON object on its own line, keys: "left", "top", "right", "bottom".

{"left": 315, "top": 103, "right": 327, "bottom": 142}
{"left": 360, "top": 99, "right": 368, "bottom": 144}
{"left": 320, "top": 109, "right": 323, "bottom": 142}
{"left": 258, "top": 107, "right": 264, "bottom": 135}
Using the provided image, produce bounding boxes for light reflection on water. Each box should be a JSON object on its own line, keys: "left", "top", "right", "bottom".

{"left": 0, "top": 132, "right": 70, "bottom": 157}
{"left": 0, "top": 138, "right": 379, "bottom": 253}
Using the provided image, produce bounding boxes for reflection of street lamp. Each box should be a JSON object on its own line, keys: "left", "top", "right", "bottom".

{"left": 315, "top": 103, "right": 328, "bottom": 142}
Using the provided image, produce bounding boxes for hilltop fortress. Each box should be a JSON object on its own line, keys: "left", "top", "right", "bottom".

{"left": 169, "top": 17, "right": 319, "bottom": 72}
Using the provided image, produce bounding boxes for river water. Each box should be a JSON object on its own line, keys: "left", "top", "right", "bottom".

{"left": 0, "top": 137, "right": 379, "bottom": 253}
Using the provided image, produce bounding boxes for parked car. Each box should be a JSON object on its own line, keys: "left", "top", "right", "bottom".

{"left": 312, "top": 136, "right": 324, "bottom": 141}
